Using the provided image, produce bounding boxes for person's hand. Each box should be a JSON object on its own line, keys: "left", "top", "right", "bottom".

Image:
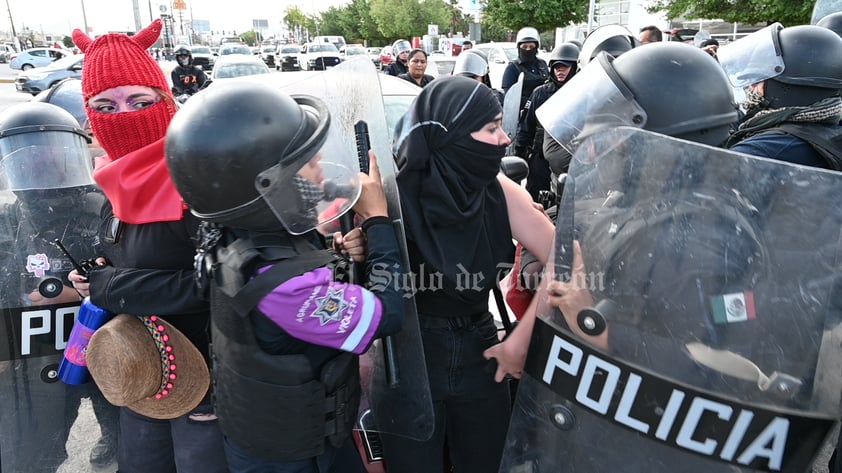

{"left": 483, "top": 334, "right": 528, "bottom": 382}
{"left": 67, "top": 256, "right": 108, "bottom": 298}
{"left": 547, "top": 241, "right": 594, "bottom": 319}
{"left": 352, "top": 151, "right": 388, "bottom": 220}
{"left": 332, "top": 228, "right": 367, "bottom": 263}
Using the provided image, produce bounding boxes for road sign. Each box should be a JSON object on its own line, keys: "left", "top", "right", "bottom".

{"left": 428, "top": 24, "right": 438, "bottom": 36}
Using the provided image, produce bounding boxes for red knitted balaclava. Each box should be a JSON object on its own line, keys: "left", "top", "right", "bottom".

{"left": 73, "top": 20, "right": 177, "bottom": 159}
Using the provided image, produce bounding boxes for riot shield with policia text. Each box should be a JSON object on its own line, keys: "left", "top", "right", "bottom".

{"left": 500, "top": 126, "right": 842, "bottom": 473}
{"left": 259, "top": 58, "right": 435, "bottom": 444}
{"left": 0, "top": 108, "right": 112, "bottom": 472}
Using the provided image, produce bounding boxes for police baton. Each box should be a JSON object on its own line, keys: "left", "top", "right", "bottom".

{"left": 342, "top": 121, "right": 400, "bottom": 388}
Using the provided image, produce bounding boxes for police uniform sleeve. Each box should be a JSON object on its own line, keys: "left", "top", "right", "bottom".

{"left": 543, "top": 129, "right": 572, "bottom": 175}
{"left": 254, "top": 218, "right": 405, "bottom": 355}
{"left": 514, "top": 89, "right": 539, "bottom": 156}
{"left": 501, "top": 63, "right": 519, "bottom": 91}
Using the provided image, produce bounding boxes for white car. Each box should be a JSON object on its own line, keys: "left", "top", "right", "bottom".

{"left": 472, "top": 42, "right": 518, "bottom": 90}
{"left": 298, "top": 42, "right": 341, "bottom": 71}
{"left": 210, "top": 54, "right": 270, "bottom": 81}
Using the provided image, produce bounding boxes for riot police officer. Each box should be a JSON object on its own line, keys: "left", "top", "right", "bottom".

{"left": 171, "top": 45, "right": 208, "bottom": 98}
{"left": 165, "top": 81, "right": 407, "bottom": 472}
{"left": 0, "top": 102, "right": 108, "bottom": 472}
{"left": 514, "top": 42, "right": 579, "bottom": 200}
{"left": 501, "top": 27, "right": 549, "bottom": 109}
{"left": 721, "top": 24, "right": 842, "bottom": 169}
{"left": 384, "top": 39, "right": 411, "bottom": 77}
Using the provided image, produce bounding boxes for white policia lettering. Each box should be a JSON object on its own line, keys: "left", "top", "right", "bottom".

{"left": 542, "top": 335, "right": 789, "bottom": 471}
{"left": 20, "top": 305, "right": 79, "bottom": 355}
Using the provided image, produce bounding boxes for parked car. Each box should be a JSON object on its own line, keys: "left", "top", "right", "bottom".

{"left": 189, "top": 45, "right": 215, "bottom": 71}
{"left": 367, "top": 47, "right": 382, "bottom": 68}
{"left": 276, "top": 44, "right": 301, "bottom": 71}
{"left": 259, "top": 44, "right": 276, "bottom": 67}
{"left": 10, "top": 47, "right": 71, "bottom": 71}
{"left": 298, "top": 42, "right": 341, "bottom": 71}
{"left": 379, "top": 45, "right": 393, "bottom": 70}
{"left": 472, "top": 42, "right": 518, "bottom": 89}
{"left": 425, "top": 55, "right": 456, "bottom": 79}
{"left": 210, "top": 54, "right": 270, "bottom": 81}
{"left": 14, "top": 54, "right": 84, "bottom": 95}
{"left": 218, "top": 44, "right": 252, "bottom": 56}
{"left": 0, "top": 44, "right": 14, "bottom": 63}
{"left": 339, "top": 44, "right": 367, "bottom": 62}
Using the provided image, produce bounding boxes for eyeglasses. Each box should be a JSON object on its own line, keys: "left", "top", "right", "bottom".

{"left": 410, "top": 59, "right": 427, "bottom": 64}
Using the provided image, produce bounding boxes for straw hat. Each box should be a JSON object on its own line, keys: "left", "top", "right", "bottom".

{"left": 87, "top": 314, "right": 210, "bottom": 420}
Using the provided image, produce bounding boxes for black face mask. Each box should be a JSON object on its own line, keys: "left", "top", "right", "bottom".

{"left": 518, "top": 47, "right": 538, "bottom": 63}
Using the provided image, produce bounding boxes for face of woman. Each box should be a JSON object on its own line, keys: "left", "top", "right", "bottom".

{"left": 408, "top": 53, "right": 427, "bottom": 79}
{"left": 470, "top": 113, "right": 511, "bottom": 146}
{"left": 553, "top": 63, "right": 573, "bottom": 83}
{"left": 87, "top": 85, "right": 162, "bottom": 114}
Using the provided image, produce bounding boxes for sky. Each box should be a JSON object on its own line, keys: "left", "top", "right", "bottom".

{"left": 3, "top": 0, "right": 351, "bottom": 39}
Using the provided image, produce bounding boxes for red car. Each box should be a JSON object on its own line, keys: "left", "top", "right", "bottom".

{"left": 379, "top": 45, "right": 393, "bottom": 70}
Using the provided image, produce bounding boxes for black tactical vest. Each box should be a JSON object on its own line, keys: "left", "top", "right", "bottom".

{"left": 205, "top": 228, "right": 360, "bottom": 461}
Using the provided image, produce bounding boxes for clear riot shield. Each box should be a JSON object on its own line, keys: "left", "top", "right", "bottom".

{"left": 272, "top": 57, "right": 435, "bottom": 443}
{"left": 503, "top": 73, "right": 523, "bottom": 155}
{"left": 812, "top": 0, "right": 842, "bottom": 24}
{"left": 0, "top": 150, "right": 116, "bottom": 471}
{"left": 500, "top": 126, "right": 842, "bottom": 473}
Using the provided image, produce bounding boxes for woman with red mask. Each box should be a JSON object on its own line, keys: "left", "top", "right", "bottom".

{"left": 67, "top": 20, "right": 228, "bottom": 473}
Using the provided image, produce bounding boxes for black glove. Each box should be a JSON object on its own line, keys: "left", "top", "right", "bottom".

{"left": 513, "top": 146, "right": 529, "bottom": 160}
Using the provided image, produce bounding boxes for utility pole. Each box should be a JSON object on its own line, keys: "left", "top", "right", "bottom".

{"left": 132, "top": 0, "right": 141, "bottom": 31}
{"left": 4, "top": 0, "right": 16, "bottom": 40}
{"left": 80, "top": 0, "right": 89, "bottom": 35}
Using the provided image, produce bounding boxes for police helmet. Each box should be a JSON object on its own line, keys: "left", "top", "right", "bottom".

{"left": 766, "top": 25, "right": 842, "bottom": 108}
{"left": 539, "top": 42, "right": 737, "bottom": 153}
{"left": 31, "top": 78, "right": 87, "bottom": 127}
{"left": 453, "top": 50, "right": 489, "bottom": 78}
{"left": 392, "top": 40, "right": 412, "bottom": 56}
{"left": 578, "top": 24, "right": 637, "bottom": 71}
{"left": 0, "top": 102, "right": 94, "bottom": 193}
{"left": 166, "top": 82, "right": 361, "bottom": 234}
{"left": 548, "top": 43, "right": 580, "bottom": 69}
{"left": 516, "top": 27, "right": 541, "bottom": 48}
{"left": 817, "top": 12, "right": 842, "bottom": 38}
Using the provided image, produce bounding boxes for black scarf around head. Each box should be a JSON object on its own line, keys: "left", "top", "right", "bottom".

{"left": 395, "top": 76, "right": 513, "bottom": 301}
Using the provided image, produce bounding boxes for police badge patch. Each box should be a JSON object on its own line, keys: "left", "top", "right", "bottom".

{"left": 311, "top": 285, "right": 350, "bottom": 326}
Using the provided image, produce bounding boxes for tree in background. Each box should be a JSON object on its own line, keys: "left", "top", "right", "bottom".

{"left": 648, "top": 0, "right": 811, "bottom": 26}
{"left": 369, "top": 0, "right": 451, "bottom": 40}
{"left": 481, "top": 0, "right": 588, "bottom": 32}
{"left": 283, "top": 6, "right": 309, "bottom": 42}
{"left": 240, "top": 30, "right": 258, "bottom": 46}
